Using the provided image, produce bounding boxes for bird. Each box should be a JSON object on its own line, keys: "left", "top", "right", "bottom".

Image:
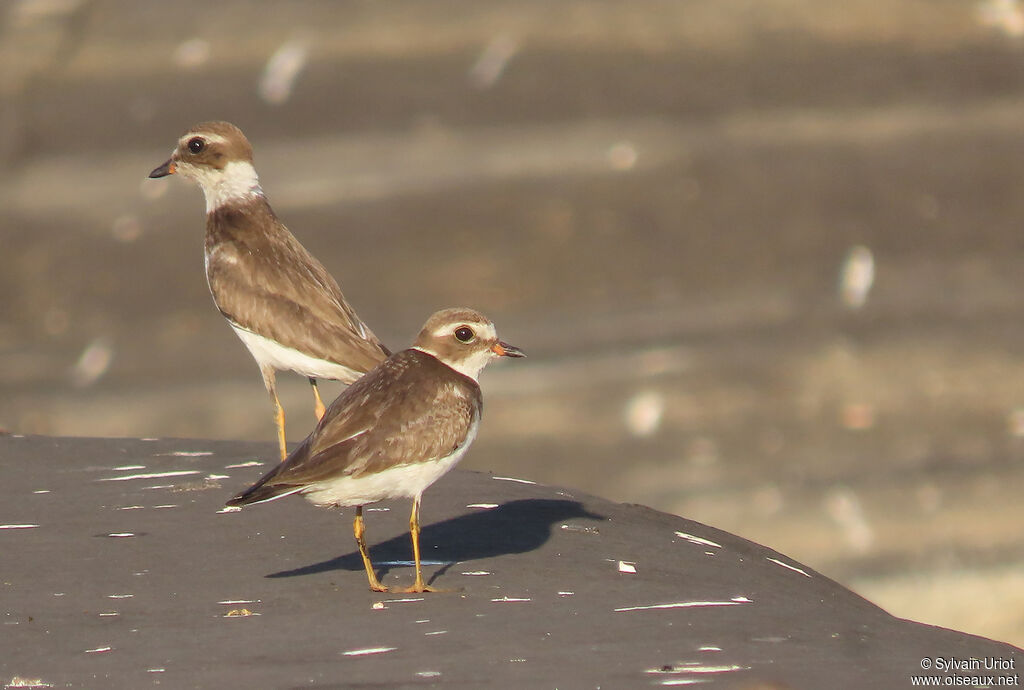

{"left": 226, "top": 307, "right": 525, "bottom": 593}
{"left": 149, "top": 121, "right": 390, "bottom": 461}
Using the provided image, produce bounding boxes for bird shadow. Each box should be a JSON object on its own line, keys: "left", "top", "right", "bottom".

{"left": 266, "top": 498, "right": 604, "bottom": 582}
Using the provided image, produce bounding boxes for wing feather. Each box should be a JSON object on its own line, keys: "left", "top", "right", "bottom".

{"left": 239, "top": 350, "right": 481, "bottom": 495}
{"left": 205, "top": 203, "right": 390, "bottom": 375}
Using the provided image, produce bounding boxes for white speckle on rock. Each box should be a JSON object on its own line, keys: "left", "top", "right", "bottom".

{"left": 342, "top": 647, "right": 397, "bottom": 657}
{"left": 674, "top": 532, "right": 722, "bottom": 549}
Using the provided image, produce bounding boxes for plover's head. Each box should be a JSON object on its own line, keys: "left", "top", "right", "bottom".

{"left": 413, "top": 308, "right": 525, "bottom": 382}
{"left": 149, "top": 121, "right": 262, "bottom": 212}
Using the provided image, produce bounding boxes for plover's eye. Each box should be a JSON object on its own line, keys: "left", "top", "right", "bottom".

{"left": 454, "top": 326, "right": 475, "bottom": 343}
{"left": 187, "top": 137, "right": 205, "bottom": 154}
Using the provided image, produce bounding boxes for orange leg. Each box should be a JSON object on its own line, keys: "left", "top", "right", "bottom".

{"left": 309, "top": 377, "right": 327, "bottom": 421}
{"left": 353, "top": 506, "right": 388, "bottom": 592}
{"left": 261, "top": 367, "right": 288, "bottom": 462}
{"left": 396, "top": 494, "right": 445, "bottom": 593}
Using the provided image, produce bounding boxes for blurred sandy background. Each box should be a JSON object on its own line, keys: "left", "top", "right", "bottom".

{"left": 2, "top": 0, "right": 1024, "bottom": 647}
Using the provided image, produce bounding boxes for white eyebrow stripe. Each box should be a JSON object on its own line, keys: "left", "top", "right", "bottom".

{"left": 432, "top": 323, "right": 496, "bottom": 339}
{"left": 181, "top": 132, "right": 229, "bottom": 147}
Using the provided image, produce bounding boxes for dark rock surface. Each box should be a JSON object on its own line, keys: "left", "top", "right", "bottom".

{"left": 2, "top": 435, "right": 1019, "bottom": 688}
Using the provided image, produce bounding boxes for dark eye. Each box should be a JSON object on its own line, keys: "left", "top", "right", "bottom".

{"left": 454, "top": 326, "right": 475, "bottom": 343}
{"left": 187, "top": 137, "right": 205, "bottom": 154}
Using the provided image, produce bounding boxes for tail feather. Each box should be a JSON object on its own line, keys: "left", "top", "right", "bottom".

{"left": 226, "top": 464, "right": 305, "bottom": 507}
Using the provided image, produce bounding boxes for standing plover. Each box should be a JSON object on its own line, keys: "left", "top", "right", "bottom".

{"left": 227, "top": 308, "right": 524, "bottom": 593}
{"left": 150, "top": 121, "right": 389, "bottom": 460}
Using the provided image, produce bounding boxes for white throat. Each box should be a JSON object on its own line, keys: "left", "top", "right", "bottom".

{"left": 413, "top": 345, "right": 492, "bottom": 382}
{"left": 184, "top": 160, "right": 263, "bottom": 213}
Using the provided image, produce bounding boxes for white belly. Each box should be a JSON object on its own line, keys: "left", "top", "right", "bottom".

{"left": 301, "top": 420, "right": 478, "bottom": 506}
{"left": 230, "top": 322, "right": 362, "bottom": 382}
